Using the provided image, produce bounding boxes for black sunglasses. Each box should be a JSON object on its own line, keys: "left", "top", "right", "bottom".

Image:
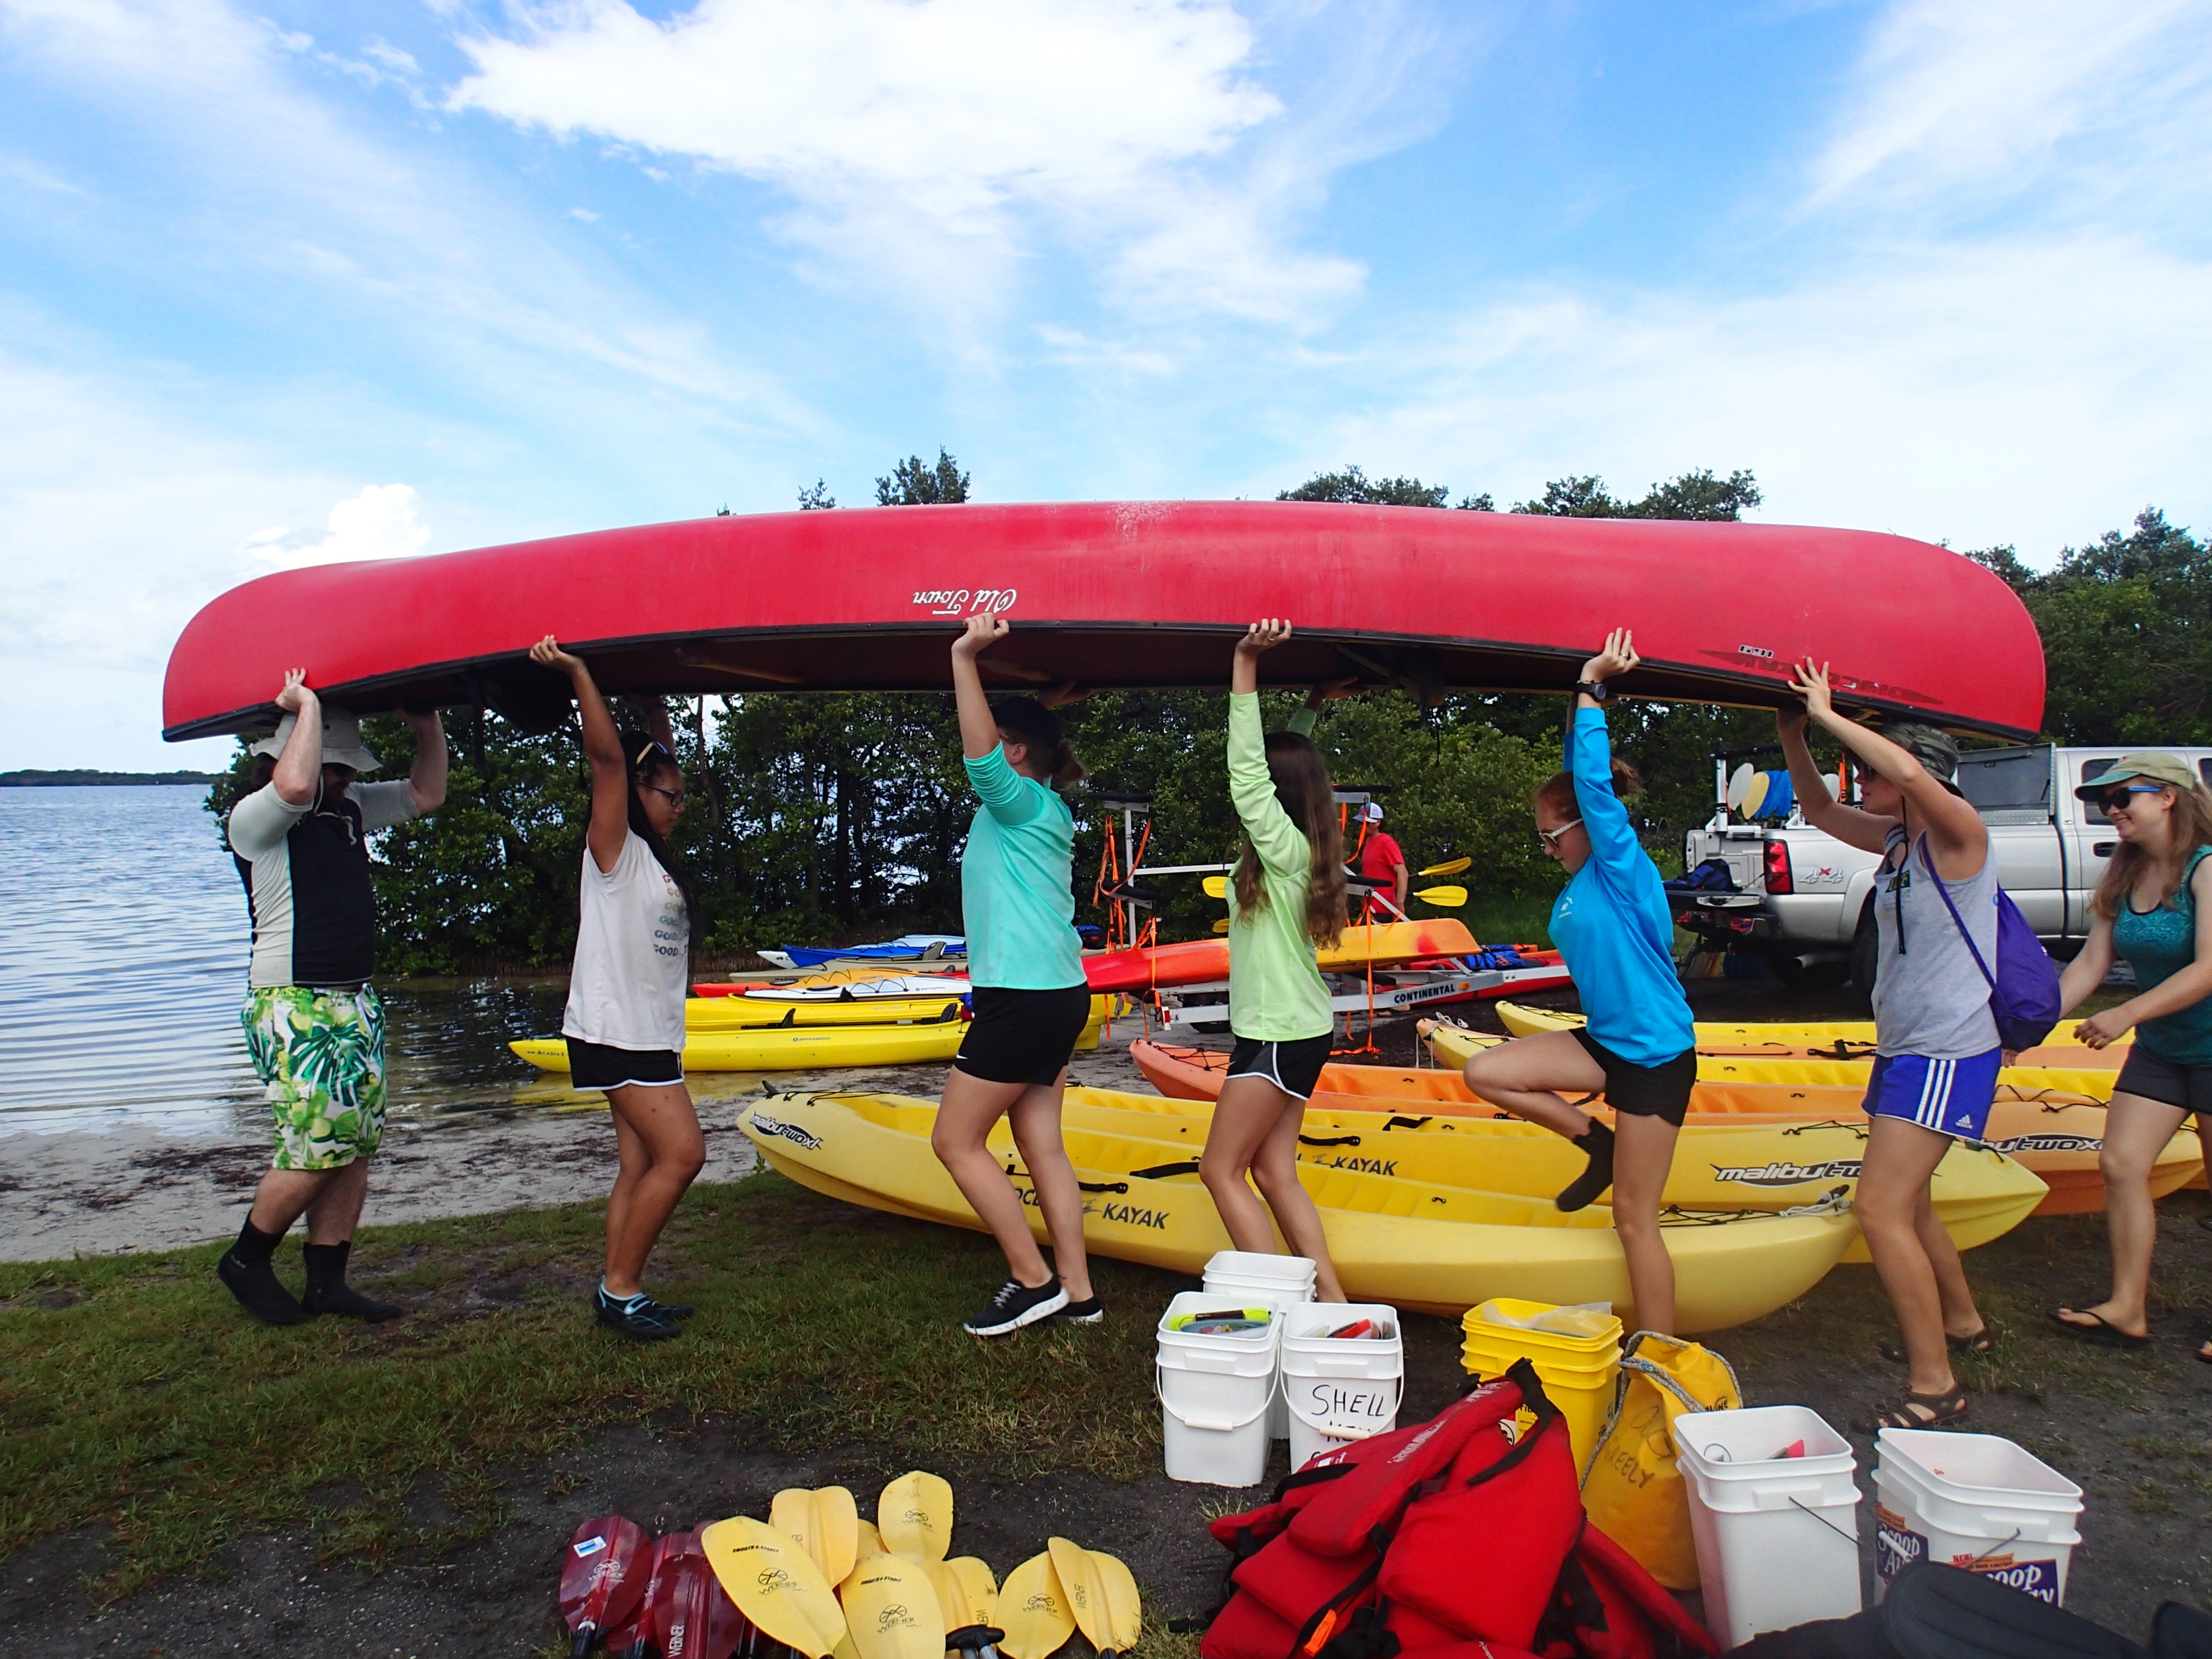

{"left": 2099, "top": 784, "right": 2169, "bottom": 811}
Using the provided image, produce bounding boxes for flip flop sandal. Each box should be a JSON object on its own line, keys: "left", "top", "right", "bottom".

{"left": 1866, "top": 1386, "right": 1968, "bottom": 1432}
{"left": 2048, "top": 1309, "right": 2149, "bottom": 1348}
{"left": 1879, "top": 1325, "right": 1993, "bottom": 1364}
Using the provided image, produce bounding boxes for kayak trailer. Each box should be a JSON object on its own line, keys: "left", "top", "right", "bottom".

{"left": 162, "top": 502, "right": 2044, "bottom": 741}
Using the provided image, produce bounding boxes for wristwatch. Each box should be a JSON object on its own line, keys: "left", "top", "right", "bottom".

{"left": 1575, "top": 680, "right": 1610, "bottom": 703}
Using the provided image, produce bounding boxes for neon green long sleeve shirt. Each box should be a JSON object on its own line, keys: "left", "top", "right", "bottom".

{"left": 1227, "top": 692, "right": 1333, "bottom": 1041}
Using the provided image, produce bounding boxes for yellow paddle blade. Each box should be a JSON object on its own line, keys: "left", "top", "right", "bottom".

{"left": 1202, "top": 875, "right": 1228, "bottom": 898}
{"left": 1413, "top": 884, "right": 1467, "bottom": 908}
{"left": 838, "top": 1555, "right": 946, "bottom": 1659}
{"left": 1046, "top": 1539, "right": 1109, "bottom": 1651}
{"left": 997, "top": 1551, "right": 1075, "bottom": 1659}
{"left": 701, "top": 1515, "right": 849, "bottom": 1659}
{"left": 913, "top": 1556, "right": 970, "bottom": 1639}
{"left": 855, "top": 1520, "right": 886, "bottom": 1559}
{"left": 772, "top": 1486, "right": 860, "bottom": 1587}
{"left": 1211, "top": 918, "right": 1230, "bottom": 934}
{"left": 944, "top": 1557, "right": 999, "bottom": 1628}
{"left": 877, "top": 1471, "right": 954, "bottom": 1561}
{"left": 1419, "top": 855, "right": 1472, "bottom": 877}
{"left": 1092, "top": 1552, "right": 1141, "bottom": 1655}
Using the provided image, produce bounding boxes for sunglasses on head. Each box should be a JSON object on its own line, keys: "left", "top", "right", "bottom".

{"left": 2101, "top": 784, "right": 2170, "bottom": 811}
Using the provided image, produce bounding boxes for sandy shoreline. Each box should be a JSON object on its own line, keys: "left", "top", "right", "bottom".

{"left": 0, "top": 1027, "right": 1173, "bottom": 1261}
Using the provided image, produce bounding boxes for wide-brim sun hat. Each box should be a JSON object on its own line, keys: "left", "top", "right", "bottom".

{"left": 2075, "top": 752, "right": 2201, "bottom": 800}
{"left": 250, "top": 707, "right": 381, "bottom": 774}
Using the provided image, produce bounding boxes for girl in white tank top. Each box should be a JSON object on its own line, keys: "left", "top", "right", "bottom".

{"left": 531, "top": 636, "right": 707, "bottom": 1345}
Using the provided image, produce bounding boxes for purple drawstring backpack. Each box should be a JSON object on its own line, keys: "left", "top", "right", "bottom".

{"left": 1920, "top": 836, "right": 2063, "bottom": 1050}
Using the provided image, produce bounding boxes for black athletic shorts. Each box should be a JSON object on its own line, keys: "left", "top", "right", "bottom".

{"left": 1571, "top": 1027, "right": 1695, "bottom": 1126}
{"left": 566, "top": 1037, "right": 684, "bottom": 1092}
{"left": 2113, "top": 1046, "right": 2212, "bottom": 1117}
{"left": 1225, "top": 1033, "right": 1335, "bottom": 1102}
{"left": 953, "top": 985, "right": 1091, "bottom": 1086}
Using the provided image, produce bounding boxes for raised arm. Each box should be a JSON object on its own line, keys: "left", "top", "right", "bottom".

{"left": 402, "top": 709, "right": 448, "bottom": 813}
{"left": 1229, "top": 621, "right": 1313, "bottom": 878}
{"left": 530, "top": 636, "right": 629, "bottom": 875}
{"left": 1566, "top": 630, "right": 1645, "bottom": 875}
{"left": 1776, "top": 705, "right": 1894, "bottom": 856}
{"left": 951, "top": 614, "right": 1008, "bottom": 760}
{"left": 1788, "top": 659, "right": 1985, "bottom": 875}
{"left": 270, "top": 670, "right": 321, "bottom": 807}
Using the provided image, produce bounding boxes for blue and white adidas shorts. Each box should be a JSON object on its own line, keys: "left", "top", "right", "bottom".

{"left": 1863, "top": 1048, "right": 2004, "bottom": 1142}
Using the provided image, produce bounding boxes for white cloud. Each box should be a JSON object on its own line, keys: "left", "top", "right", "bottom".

{"left": 567, "top": 205, "right": 599, "bottom": 222}
{"left": 1295, "top": 235, "right": 2212, "bottom": 559}
{"left": 448, "top": 0, "right": 1380, "bottom": 324}
{"left": 1810, "top": 0, "right": 2212, "bottom": 211}
{"left": 240, "top": 483, "right": 432, "bottom": 570}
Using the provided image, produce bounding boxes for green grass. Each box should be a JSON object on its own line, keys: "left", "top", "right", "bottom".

{"left": 0, "top": 1171, "right": 1178, "bottom": 1599}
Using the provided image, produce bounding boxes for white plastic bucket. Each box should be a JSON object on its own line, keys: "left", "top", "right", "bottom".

{"left": 1673, "top": 1405, "right": 1862, "bottom": 1647}
{"left": 1158, "top": 1292, "right": 1279, "bottom": 1487}
{"left": 1874, "top": 1430, "right": 2083, "bottom": 1605}
{"left": 1279, "top": 1302, "right": 1403, "bottom": 1471}
{"left": 1203, "top": 1254, "right": 1314, "bottom": 1440}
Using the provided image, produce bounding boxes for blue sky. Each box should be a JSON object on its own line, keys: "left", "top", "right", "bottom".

{"left": 4, "top": 0, "right": 2210, "bottom": 769}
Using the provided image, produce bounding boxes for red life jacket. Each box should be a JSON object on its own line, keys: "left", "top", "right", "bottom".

{"left": 1196, "top": 1361, "right": 1719, "bottom": 1659}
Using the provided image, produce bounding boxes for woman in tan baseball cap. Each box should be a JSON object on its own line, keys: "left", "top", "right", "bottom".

{"left": 2051, "top": 753, "right": 2212, "bottom": 1364}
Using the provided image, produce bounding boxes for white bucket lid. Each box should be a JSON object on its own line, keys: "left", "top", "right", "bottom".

{"left": 1204, "top": 1250, "right": 1318, "bottom": 1280}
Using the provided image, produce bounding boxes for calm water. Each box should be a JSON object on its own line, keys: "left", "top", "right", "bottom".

{"left": 0, "top": 787, "right": 592, "bottom": 1137}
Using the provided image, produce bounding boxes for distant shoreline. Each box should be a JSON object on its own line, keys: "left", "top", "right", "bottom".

{"left": 0, "top": 770, "right": 216, "bottom": 787}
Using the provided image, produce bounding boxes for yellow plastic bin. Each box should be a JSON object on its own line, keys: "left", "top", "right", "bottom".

{"left": 1460, "top": 1298, "right": 1623, "bottom": 1477}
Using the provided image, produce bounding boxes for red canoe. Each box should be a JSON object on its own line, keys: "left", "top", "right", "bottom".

{"left": 162, "top": 502, "right": 2044, "bottom": 740}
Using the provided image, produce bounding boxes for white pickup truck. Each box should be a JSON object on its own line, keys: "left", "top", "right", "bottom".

{"left": 1675, "top": 743, "right": 2212, "bottom": 989}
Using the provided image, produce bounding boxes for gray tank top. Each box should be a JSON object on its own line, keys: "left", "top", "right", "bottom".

{"left": 1870, "top": 827, "right": 2002, "bottom": 1059}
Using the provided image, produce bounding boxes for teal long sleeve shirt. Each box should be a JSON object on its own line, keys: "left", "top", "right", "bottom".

{"left": 960, "top": 745, "right": 1084, "bottom": 990}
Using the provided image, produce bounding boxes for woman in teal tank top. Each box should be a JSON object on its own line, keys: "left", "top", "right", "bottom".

{"left": 2050, "top": 754, "right": 2212, "bottom": 1365}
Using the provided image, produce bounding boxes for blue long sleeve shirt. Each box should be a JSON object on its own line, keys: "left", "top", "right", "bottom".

{"left": 1549, "top": 709, "right": 1695, "bottom": 1065}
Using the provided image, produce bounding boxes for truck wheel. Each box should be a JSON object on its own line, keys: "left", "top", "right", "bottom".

{"left": 1848, "top": 908, "right": 1878, "bottom": 1006}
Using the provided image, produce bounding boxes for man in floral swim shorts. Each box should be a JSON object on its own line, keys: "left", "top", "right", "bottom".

{"left": 219, "top": 670, "right": 446, "bottom": 1325}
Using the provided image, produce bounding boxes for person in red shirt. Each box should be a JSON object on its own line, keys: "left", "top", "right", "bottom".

{"left": 1355, "top": 803, "right": 1408, "bottom": 915}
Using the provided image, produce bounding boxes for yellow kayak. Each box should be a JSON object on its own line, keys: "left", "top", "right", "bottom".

{"left": 1055, "top": 1086, "right": 2046, "bottom": 1256}
{"left": 1425, "top": 1021, "right": 2201, "bottom": 1216}
{"left": 514, "top": 1000, "right": 1108, "bottom": 1073}
{"left": 685, "top": 996, "right": 969, "bottom": 1030}
{"left": 1494, "top": 1001, "right": 2124, "bottom": 1060}
{"left": 739, "top": 1092, "right": 1857, "bottom": 1332}
{"left": 1462, "top": 1011, "right": 2119, "bottom": 1099}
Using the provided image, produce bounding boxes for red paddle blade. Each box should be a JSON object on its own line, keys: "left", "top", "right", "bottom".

{"left": 658, "top": 1549, "right": 743, "bottom": 1659}
{"left": 562, "top": 1516, "right": 652, "bottom": 1648}
{"left": 609, "top": 1534, "right": 683, "bottom": 1659}
{"left": 649, "top": 1532, "right": 706, "bottom": 1656}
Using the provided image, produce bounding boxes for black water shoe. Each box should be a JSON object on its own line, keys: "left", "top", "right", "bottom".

{"left": 646, "top": 1297, "right": 696, "bottom": 1321}
{"left": 300, "top": 1242, "right": 403, "bottom": 1322}
{"left": 596, "top": 1286, "right": 683, "bottom": 1343}
{"left": 218, "top": 1216, "right": 311, "bottom": 1325}
{"left": 1554, "top": 1119, "right": 1617, "bottom": 1213}
{"left": 1054, "top": 1296, "right": 1106, "bottom": 1325}
{"left": 964, "top": 1278, "right": 1068, "bottom": 1337}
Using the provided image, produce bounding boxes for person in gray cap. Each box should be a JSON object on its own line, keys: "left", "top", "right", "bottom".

{"left": 1777, "top": 665, "right": 1996, "bottom": 1430}
{"left": 217, "top": 670, "right": 447, "bottom": 1325}
{"left": 2050, "top": 753, "right": 2212, "bottom": 1364}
